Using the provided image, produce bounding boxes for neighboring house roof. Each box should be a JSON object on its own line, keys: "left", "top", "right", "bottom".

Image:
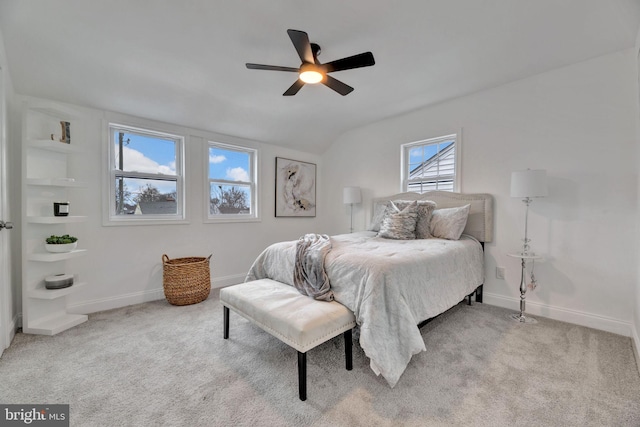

{"left": 409, "top": 142, "right": 455, "bottom": 180}
{"left": 209, "top": 204, "right": 250, "bottom": 215}
{"left": 137, "top": 201, "right": 177, "bottom": 215}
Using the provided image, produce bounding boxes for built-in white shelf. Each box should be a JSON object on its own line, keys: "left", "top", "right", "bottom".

{"left": 25, "top": 313, "right": 88, "bottom": 336}
{"left": 22, "top": 100, "right": 89, "bottom": 336}
{"left": 27, "top": 139, "right": 84, "bottom": 153}
{"left": 28, "top": 249, "right": 87, "bottom": 262}
{"left": 27, "top": 216, "right": 87, "bottom": 224}
{"left": 26, "top": 178, "right": 86, "bottom": 187}
{"left": 29, "top": 281, "right": 87, "bottom": 300}
{"left": 27, "top": 215, "right": 87, "bottom": 224}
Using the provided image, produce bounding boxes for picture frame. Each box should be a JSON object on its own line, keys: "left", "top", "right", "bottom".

{"left": 60, "top": 121, "right": 71, "bottom": 144}
{"left": 275, "top": 157, "right": 316, "bottom": 217}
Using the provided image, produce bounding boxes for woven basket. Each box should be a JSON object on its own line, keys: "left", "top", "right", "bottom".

{"left": 162, "top": 254, "right": 212, "bottom": 306}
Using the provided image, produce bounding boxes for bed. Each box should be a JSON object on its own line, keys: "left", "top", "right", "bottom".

{"left": 246, "top": 191, "right": 494, "bottom": 387}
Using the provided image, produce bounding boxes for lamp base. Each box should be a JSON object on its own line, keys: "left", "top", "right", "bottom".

{"left": 508, "top": 313, "right": 537, "bottom": 324}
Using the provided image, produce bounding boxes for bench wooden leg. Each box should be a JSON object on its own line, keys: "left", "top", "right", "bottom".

{"left": 223, "top": 306, "right": 229, "bottom": 339}
{"left": 298, "top": 351, "right": 307, "bottom": 401}
{"left": 344, "top": 329, "right": 353, "bottom": 371}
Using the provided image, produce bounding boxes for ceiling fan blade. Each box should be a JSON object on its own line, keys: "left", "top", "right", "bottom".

{"left": 323, "top": 52, "right": 375, "bottom": 73}
{"left": 287, "top": 29, "right": 314, "bottom": 64}
{"left": 283, "top": 79, "right": 305, "bottom": 96}
{"left": 323, "top": 75, "right": 354, "bottom": 96}
{"left": 246, "top": 63, "right": 300, "bottom": 72}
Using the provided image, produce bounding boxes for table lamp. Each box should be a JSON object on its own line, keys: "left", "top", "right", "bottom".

{"left": 343, "top": 187, "right": 362, "bottom": 233}
{"left": 510, "top": 169, "right": 547, "bottom": 255}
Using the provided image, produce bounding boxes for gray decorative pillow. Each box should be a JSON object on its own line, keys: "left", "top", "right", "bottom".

{"left": 430, "top": 204, "right": 470, "bottom": 240}
{"left": 378, "top": 201, "right": 418, "bottom": 240}
{"left": 393, "top": 200, "right": 437, "bottom": 239}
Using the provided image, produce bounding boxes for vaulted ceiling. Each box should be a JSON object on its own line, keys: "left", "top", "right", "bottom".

{"left": 1, "top": 1, "right": 639, "bottom": 153}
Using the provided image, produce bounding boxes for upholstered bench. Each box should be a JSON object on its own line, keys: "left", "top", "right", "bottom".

{"left": 220, "top": 278, "right": 357, "bottom": 401}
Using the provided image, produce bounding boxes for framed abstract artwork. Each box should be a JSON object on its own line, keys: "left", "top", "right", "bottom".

{"left": 275, "top": 157, "right": 316, "bottom": 217}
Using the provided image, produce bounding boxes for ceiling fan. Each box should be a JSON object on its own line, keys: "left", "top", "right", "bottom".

{"left": 246, "top": 29, "right": 375, "bottom": 96}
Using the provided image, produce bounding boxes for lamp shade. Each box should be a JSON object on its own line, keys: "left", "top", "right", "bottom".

{"left": 343, "top": 186, "right": 362, "bottom": 204}
{"left": 510, "top": 169, "right": 547, "bottom": 198}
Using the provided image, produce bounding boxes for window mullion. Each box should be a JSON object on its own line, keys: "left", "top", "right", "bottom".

{"left": 209, "top": 179, "right": 251, "bottom": 186}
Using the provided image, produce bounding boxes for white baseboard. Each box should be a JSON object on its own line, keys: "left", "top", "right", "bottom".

{"left": 68, "top": 273, "right": 246, "bottom": 315}
{"left": 484, "top": 292, "right": 633, "bottom": 337}
{"left": 1, "top": 313, "right": 19, "bottom": 354}
{"left": 69, "top": 288, "right": 165, "bottom": 315}
{"left": 10, "top": 313, "right": 18, "bottom": 339}
{"left": 210, "top": 273, "right": 246, "bottom": 289}
{"left": 632, "top": 323, "right": 640, "bottom": 376}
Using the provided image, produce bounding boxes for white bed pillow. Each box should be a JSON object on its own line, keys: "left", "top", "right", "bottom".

{"left": 368, "top": 200, "right": 391, "bottom": 232}
{"left": 430, "top": 204, "right": 470, "bottom": 240}
{"left": 378, "top": 201, "right": 418, "bottom": 240}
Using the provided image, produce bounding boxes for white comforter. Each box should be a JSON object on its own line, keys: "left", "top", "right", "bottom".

{"left": 246, "top": 231, "right": 484, "bottom": 387}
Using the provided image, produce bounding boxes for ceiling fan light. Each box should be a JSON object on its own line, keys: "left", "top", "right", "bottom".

{"left": 299, "top": 64, "right": 323, "bottom": 84}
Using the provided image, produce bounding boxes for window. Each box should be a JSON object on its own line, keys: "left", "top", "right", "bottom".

{"left": 402, "top": 133, "right": 459, "bottom": 193}
{"left": 107, "top": 123, "right": 185, "bottom": 223}
{"left": 207, "top": 142, "right": 258, "bottom": 221}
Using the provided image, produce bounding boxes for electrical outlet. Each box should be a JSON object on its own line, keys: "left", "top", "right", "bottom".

{"left": 496, "top": 267, "right": 505, "bottom": 279}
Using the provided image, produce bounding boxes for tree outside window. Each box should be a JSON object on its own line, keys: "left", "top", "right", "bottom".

{"left": 208, "top": 142, "right": 258, "bottom": 220}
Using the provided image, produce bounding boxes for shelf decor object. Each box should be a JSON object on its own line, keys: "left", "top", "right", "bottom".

{"left": 53, "top": 201, "right": 70, "bottom": 216}
{"left": 44, "top": 234, "right": 78, "bottom": 253}
{"left": 45, "top": 274, "right": 74, "bottom": 289}
{"left": 509, "top": 169, "right": 547, "bottom": 323}
{"left": 45, "top": 242, "right": 78, "bottom": 253}
{"left": 59, "top": 121, "right": 71, "bottom": 144}
{"left": 343, "top": 186, "right": 362, "bottom": 233}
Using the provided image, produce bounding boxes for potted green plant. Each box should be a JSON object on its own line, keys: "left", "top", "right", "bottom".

{"left": 45, "top": 234, "right": 78, "bottom": 253}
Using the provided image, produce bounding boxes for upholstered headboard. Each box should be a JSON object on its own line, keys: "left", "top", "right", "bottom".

{"left": 371, "top": 191, "right": 494, "bottom": 243}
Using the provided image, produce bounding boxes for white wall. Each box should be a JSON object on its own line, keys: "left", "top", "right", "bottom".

{"left": 13, "top": 97, "right": 325, "bottom": 315}
{"left": 321, "top": 49, "right": 639, "bottom": 337}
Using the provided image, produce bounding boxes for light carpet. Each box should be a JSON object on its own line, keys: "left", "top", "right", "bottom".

{"left": 1, "top": 289, "right": 639, "bottom": 427}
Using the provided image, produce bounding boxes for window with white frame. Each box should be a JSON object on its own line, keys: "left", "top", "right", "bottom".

{"left": 207, "top": 142, "right": 258, "bottom": 221}
{"left": 107, "top": 123, "right": 185, "bottom": 222}
{"left": 402, "top": 134, "right": 459, "bottom": 193}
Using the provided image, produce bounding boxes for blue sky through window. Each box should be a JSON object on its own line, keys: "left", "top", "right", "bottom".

{"left": 113, "top": 131, "right": 176, "bottom": 175}
{"left": 209, "top": 147, "right": 250, "bottom": 182}
{"left": 208, "top": 145, "right": 254, "bottom": 215}
{"left": 113, "top": 130, "right": 179, "bottom": 197}
{"left": 409, "top": 140, "right": 453, "bottom": 164}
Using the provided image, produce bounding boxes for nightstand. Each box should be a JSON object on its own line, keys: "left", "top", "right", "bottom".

{"left": 507, "top": 252, "right": 543, "bottom": 323}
